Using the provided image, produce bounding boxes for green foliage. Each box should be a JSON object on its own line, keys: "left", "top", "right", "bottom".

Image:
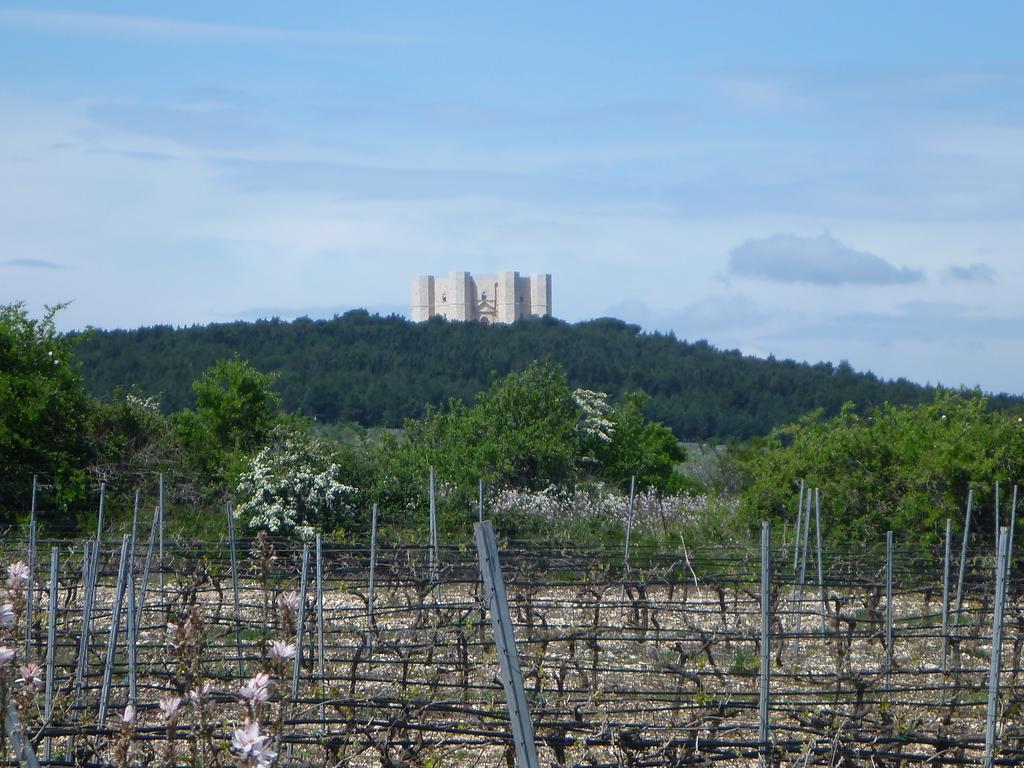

{"left": 71, "top": 312, "right": 993, "bottom": 441}
{"left": 85, "top": 391, "right": 176, "bottom": 486}
{"left": 734, "top": 392, "right": 1024, "bottom": 546}
{"left": 174, "top": 357, "right": 283, "bottom": 496}
{"left": 597, "top": 391, "right": 688, "bottom": 493}
{"left": 0, "top": 303, "right": 90, "bottom": 517}
{"left": 368, "top": 362, "right": 689, "bottom": 537}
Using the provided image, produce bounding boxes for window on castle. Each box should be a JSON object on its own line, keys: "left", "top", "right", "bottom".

{"left": 441, "top": 292, "right": 447, "bottom": 302}
{"left": 481, "top": 291, "right": 487, "bottom": 300}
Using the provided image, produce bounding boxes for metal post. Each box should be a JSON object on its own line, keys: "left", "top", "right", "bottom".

{"left": 814, "top": 488, "right": 825, "bottom": 635}
{"left": 98, "top": 535, "right": 130, "bottom": 725}
{"left": 368, "top": 504, "right": 379, "bottom": 645}
{"left": 5, "top": 702, "right": 41, "bottom": 768}
{"left": 793, "top": 479, "right": 805, "bottom": 573}
{"left": 287, "top": 543, "right": 310, "bottom": 760}
{"left": 126, "top": 559, "right": 137, "bottom": 706}
{"left": 136, "top": 504, "right": 160, "bottom": 635}
{"left": 621, "top": 476, "right": 636, "bottom": 602}
{"left": 95, "top": 481, "right": 105, "bottom": 547}
{"left": 759, "top": 521, "right": 771, "bottom": 768}
{"left": 428, "top": 467, "right": 438, "bottom": 583}
{"left": 474, "top": 521, "right": 541, "bottom": 768}
{"left": 479, "top": 478, "right": 485, "bottom": 523}
{"left": 953, "top": 490, "right": 974, "bottom": 632}
{"left": 1009, "top": 485, "right": 1018, "bottom": 569}
{"left": 994, "top": 481, "right": 1000, "bottom": 546}
{"left": 941, "top": 518, "right": 952, "bottom": 673}
{"left": 316, "top": 534, "right": 325, "bottom": 729}
{"left": 227, "top": 501, "right": 244, "bottom": 679}
{"left": 43, "top": 547, "right": 58, "bottom": 762}
{"left": 794, "top": 491, "right": 811, "bottom": 653}
{"left": 158, "top": 473, "right": 165, "bottom": 592}
{"left": 885, "top": 530, "right": 894, "bottom": 698}
{"left": 983, "top": 527, "right": 1010, "bottom": 768}
{"left": 25, "top": 516, "right": 36, "bottom": 657}
{"left": 70, "top": 541, "right": 95, "bottom": 754}
{"left": 129, "top": 490, "right": 140, "bottom": 560}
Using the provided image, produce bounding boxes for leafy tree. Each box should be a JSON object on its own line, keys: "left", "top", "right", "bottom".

{"left": 85, "top": 391, "right": 177, "bottom": 490}
{"left": 174, "top": 357, "right": 282, "bottom": 495}
{"left": 0, "top": 302, "right": 90, "bottom": 518}
{"left": 734, "top": 392, "right": 1024, "bottom": 546}
{"left": 598, "top": 391, "right": 688, "bottom": 493}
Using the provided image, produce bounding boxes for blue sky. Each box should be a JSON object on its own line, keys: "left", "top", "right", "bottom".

{"left": 1, "top": 3, "right": 1023, "bottom": 392}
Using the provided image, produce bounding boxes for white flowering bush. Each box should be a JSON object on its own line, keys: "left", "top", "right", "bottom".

{"left": 235, "top": 429, "right": 357, "bottom": 539}
{"left": 489, "top": 484, "right": 733, "bottom": 536}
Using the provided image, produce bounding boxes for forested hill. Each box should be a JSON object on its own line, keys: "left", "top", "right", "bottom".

{"left": 70, "top": 311, "right": 1016, "bottom": 440}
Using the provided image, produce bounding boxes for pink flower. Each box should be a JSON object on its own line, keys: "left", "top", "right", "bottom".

{"left": 6, "top": 561, "right": 29, "bottom": 590}
{"left": 17, "top": 662, "right": 43, "bottom": 690}
{"left": 268, "top": 640, "right": 296, "bottom": 662}
{"left": 0, "top": 646, "right": 16, "bottom": 664}
{"left": 231, "top": 719, "right": 276, "bottom": 767}
{"left": 188, "top": 681, "right": 212, "bottom": 705}
{"left": 122, "top": 703, "right": 136, "bottom": 724}
{"left": 159, "top": 695, "right": 181, "bottom": 720}
{"left": 276, "top": 591, "right": 300, "bottom": 615}
{"left": 240, "top": 673, "right": 271, "bottom": 706}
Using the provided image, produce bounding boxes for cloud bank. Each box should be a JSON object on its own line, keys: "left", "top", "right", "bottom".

{"left": 728, "top": 233, "right": 924, "bottom": 285}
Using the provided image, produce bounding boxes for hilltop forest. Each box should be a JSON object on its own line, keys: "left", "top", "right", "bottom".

{"left": 70, "top": 311, "right": 1003, "bottom": 441}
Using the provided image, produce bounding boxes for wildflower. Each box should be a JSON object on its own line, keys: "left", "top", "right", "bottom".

{"left": 188, "top": 681, "right": 212, "bottom": 706}
{"left": 6, "top": 561, "right": 29, "bottom": 590}
{"left": 231, "top": 720, "right": 276, "bottom": 768}
{"left": 276, "top": 591, "right": 300, "bottom": 615}
{"left": 17, "top": 662, "right": 43, "bottom": 690}
{"left": 240, "top": 673, "right": 271, "bottom": 706}
{"left": 159, "top": 695, "right": 182, "bottom": 720}
{"left": 268, "top": 640, "right": 296, "bottom": 662}
{"left": 122, "top": 703, "right": 136, "bottom": 724}
{"left": 0, "top": 603, "right": 14, "bottom": 629}
{"left": 0, "top": 646, "right": 15, "bottom": 664}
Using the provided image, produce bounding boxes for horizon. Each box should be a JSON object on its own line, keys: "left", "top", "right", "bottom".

{"left": 2, "top": 3, "right": 1022, "bottom": 393}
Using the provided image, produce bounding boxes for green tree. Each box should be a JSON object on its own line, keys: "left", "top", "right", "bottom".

{"left": 734, "top": 392, "right": 1024, "bottom": 546}
{"left": 0, "top": 302, "right": 90, "bottom": 519}
{"left": 598, "top": 391, "right": 688, "bottom": 493}
{"left": 174, "top": 357, "right": 282, "bottom": 495}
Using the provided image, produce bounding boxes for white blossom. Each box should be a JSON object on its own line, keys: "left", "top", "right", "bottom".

{"left": 235, "top": 430, "right": 356, "bottom": 539}
{"left": 231, "top": 720, "right": 276, "bottom": 768}
{"left": 122, "top": 703, "right": 136, "bottom": 724}
{"left": 0, "top": 603, "right": 14, "bottom": 629}
{"left": 0, "top": 646, "right": 15, "bottom": 664}
{"left": 268, "top": 640, "right": 296, "bottom": 661}
{"left": 159, "top": 695, "right": 182, "bottom": 720}
{"left": 6, "top": 561, "right": 30, "bottom": 590}
{"left": 17, "top": 662, "right": 43, "bottom": 690}
{"left": 240, "top": 673, "right": 271, "bottom": 706}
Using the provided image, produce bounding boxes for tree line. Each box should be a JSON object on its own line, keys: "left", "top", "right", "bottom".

{"left": 71, "top": 310, "right": 1017, "bottom": 441}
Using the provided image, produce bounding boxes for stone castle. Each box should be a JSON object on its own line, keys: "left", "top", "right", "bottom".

{"left": 411, "top": 271, "right": 552, "bottom": 323}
